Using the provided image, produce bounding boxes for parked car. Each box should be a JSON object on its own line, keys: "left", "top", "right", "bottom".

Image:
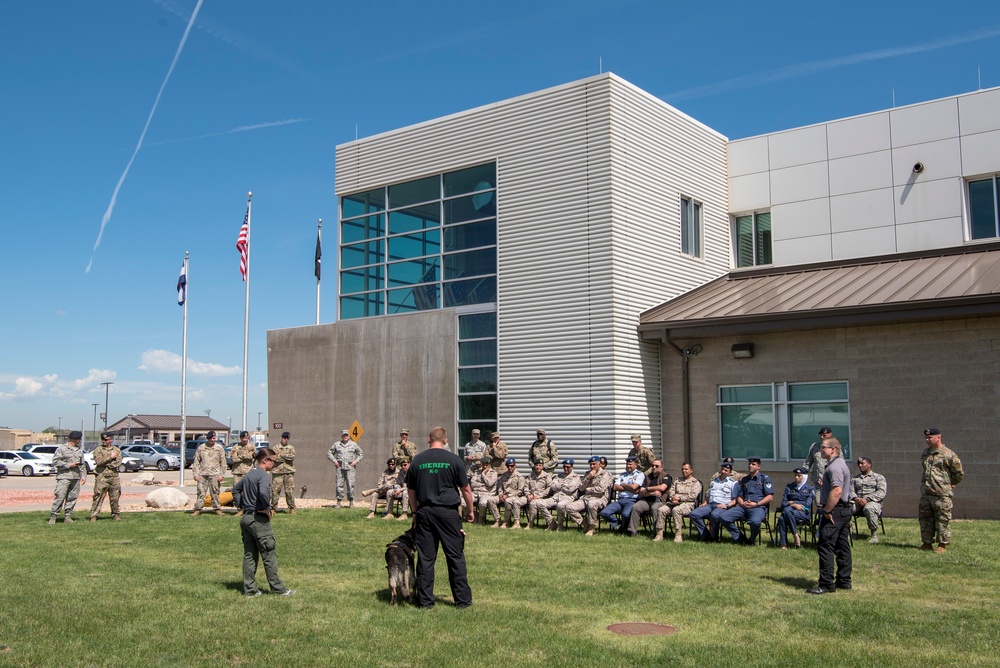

{"left": 0, "top": 451, "right": 55, "bottom": 476}
{"left": 0, "top": 462, "right": 8, "bottom": 477}
{"left": 120, "top": 444, "right": 181, "bottom": 471}
{"left": 173, "top": 441, "right": 233, "bottom": 469}
{"left": 118, "top": 456, "right": 144, "bottom": 473}
{"left": 19, "top": 444, "right": 58, "bottom": 463}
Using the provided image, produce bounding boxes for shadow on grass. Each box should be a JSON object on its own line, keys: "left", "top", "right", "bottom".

{"left": 760, "top": 574, "right": 815, "bottom": 590}
{"left": 223, "top": 580, "right": 245, "bottom": 593}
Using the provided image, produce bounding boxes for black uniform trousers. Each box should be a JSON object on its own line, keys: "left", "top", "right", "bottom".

{"left": 817, "top": 504, "right": 853, "bottom": 590}
{"left": 414, "top": 504, "right": 472, "bottom": 608}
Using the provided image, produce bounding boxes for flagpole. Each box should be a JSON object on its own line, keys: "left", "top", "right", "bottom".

{"left": 179, "top": 252, "right": 189, "bottom": 487}
{"left": 242, "top": 192, "right": 251, "bottom": 433}
{"left": 315, "top": 218, "right": 322, "bottom": 325}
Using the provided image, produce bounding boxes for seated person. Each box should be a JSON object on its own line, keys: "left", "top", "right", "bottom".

{"left": 720, "top": 457, "right": 774, "bottom": 544}
{"left": 542, "top": 459, "right": 581, "bottom": 530}
{"left": 563, "top": 456, "right": 614, "bottom": 536}
{"left": 498, "top": 458, "right": 527, "bottom": 529}
{"left": 363, "top": 458, "right": 399, "bottom": 519}
{"left": 384, "top": 459, "right": 410, "bottom": 521}
{"left": 467, "top": 459, "right": 500, "bottom": 526}
{"left": 627, "top": 459, "right": 670, "bottom": 538}
{"left": 655, "top": 463, "right": 700, "bottom": 543}
{"left": 851, "top": 456, "right": 887, "bottom": 544}
{"left": 523, "top": 460, "right": 554, "bottom": 530}
{"left": 689, "top": 461, "right": 739, "bottom": 541}
{"left": 599, "top": 456, "right": 645, "bottom": 533}
{"left": 775, "top": 466, "right": 813, "bottom": 549}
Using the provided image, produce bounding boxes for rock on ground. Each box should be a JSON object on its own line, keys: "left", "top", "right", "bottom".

{"left": 133, "top": 472, "right": 156, "bottom": 485}
{"left": 146, "top": 487, "right": 191, "bottom": 509}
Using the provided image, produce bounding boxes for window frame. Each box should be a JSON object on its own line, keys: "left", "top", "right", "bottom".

{"left": 680, "top": 196, "right": 703, "bottom": 258}
{"left": 732, "top": 210, "right": 773, "bottom": 268}
{"left": 717, "top": 381, "right": 851, "bottom": 461}
{"left": 967, "top": 175, "right": 1000, "bottom": 241}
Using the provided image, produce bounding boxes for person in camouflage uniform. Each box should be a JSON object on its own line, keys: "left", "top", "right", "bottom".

{"left": 462, "top": 428, "right": 487, "bottom": 474}
{"left": 563, "top": 456, "right": 614, "bottom": 535}
{"left": 918, "top": 428, "right": 964, "bottom": 553}
{"left": 528, "top": 429, "right": 559, "bottom": 474}
{"left": 49, "top": 430, "right": 88, "bottom": 524}
{"left": 385, "top": 460, "right": 410, "bottom": 521}
{"left": 627, "top": 434, "right": 656, "bottom": 475}
{"left": 522, "top": 460, "right": 553, "bottom": 529}
{"left": 327, "top": 429, "right": 364, "bottom": 507}
{"left": 468, "top": 460, "right": 500, "bottom": 526}
{"left": 270, "top": 431, "right": 296, "bottom": 514}
{"left": 364, "top": 458, "right": 399, "bottom": 518}
{"left": 192, "top": 431, "right": 227, "bottom": 516}
{"left": 803, "top": 427, "right": 833, "bottom": 505}
{"left": 229, "top": 431, "right": 256, "bottom": 492}
{"left": 542, "top": 459, "right": 581, "bottom": 530}
{"left": 851, "top": 456, "right": 887, "bottom": 543}
{"left": 485, "top": 432, "right": 508, "bottom": 470}
{"left": 498, "top": 458, "right": 528, "bottom": 528}
{"left": 392, "top": 429, "right": 416, "bottom": 466}
{"left": 90, "top": 432, "right": 122, "bottom": 521}
{"left": 655, "top": 463, "right": 701, "bottom": 542}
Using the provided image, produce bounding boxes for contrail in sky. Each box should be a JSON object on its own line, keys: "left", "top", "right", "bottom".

{"left": 665, "top": 23, "right": 1000, "bottom": 102}
{"left": 86, "top": 0, "right": 204, "bottom": 273}
{"left": 143, "top": 118, "right": 311, "bottom": 147}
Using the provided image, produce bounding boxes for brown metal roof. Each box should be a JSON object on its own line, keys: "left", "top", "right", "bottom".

{"left": 639, "top": 243, "right": 1000, "bottom": 339}
{"left": 106, "top": 414, "right": 229, "bottom": 432}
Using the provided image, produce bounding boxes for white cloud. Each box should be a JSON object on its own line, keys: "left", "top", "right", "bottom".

{"left": 139, "top": 349, "right": 241, "bottom": 377}
{"left": 0, "top": 369, "right": 116, "bottom": 401}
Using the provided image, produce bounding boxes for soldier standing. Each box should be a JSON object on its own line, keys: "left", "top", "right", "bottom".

{"left": 462, "top": 428, "right": 487, "bottom": 474}
{"left": 48, "top": 430, "right": 88, "bottom": 524}
{"left": 90, "top": 432, "right": 123, "bottom": 521}
{"left": 230, "top": 431, "right": 256, "bottom": 492}
{"left": 918, "top": 428, "right": 964, "bottom": 554}
{"left": 192, "top": 431, "right": 227, "bottom": 516}
{"left": 485, "top": 432, "right": 508, "bottom": 470}
{"left": 627, "top": 434, "right": 656, "bottom": 475}
{"left": 392, "top": 429, "right": 416, "bottom": 466}
{"left": 528, "top": 429, "right": 558, "bottom": 474}
{"left": 270, "top": 431, "right": 296, "bottom": 514}
{"left": 803, "top": 427, "right": 833, "bottom": 505}
{"left": 326, "top": 429, "right": 364, "bottom": 508}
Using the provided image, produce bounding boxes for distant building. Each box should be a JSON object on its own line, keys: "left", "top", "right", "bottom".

{"left": 268, "top": 73, "right": 1000, "bottom": 519}
{"left": 105, "top": 414, "right": 230, "bottom": 445}
{"left": 0, "top": 428, "right": 55, "bottom": 450}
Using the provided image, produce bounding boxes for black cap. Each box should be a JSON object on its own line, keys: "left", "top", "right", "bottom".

{"left": 818, "top": 427, "right": 832, "bottom": 436}
{"left": 387, "top": 458, "right": 396, "bottom": 465}
{"left": 793, "top": 467, "right": 808, "bottom": 474}
{"left": 68, "top": 430, "right": 83, "bottom": 440}
{"left": 626, "top": 455, "right": 638, "bottom": 462}
{"left": 747, "top": 456, "right": 761, "bottom": 464}
{"left": 924, "top": 428, "right": 941, "bottom": 436}
{"left": 281, "top": 431, "right": 290, "bottom": 438}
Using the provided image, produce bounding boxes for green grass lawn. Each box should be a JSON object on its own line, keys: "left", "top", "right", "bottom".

{"left": 2, "top": 511, "right": 997, "bottom": 667}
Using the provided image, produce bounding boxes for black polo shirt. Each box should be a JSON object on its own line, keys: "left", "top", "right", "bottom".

{"left": 406, "top": 447, "right": 468, "bottom": 507}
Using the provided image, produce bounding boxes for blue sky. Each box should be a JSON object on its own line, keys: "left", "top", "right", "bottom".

{"left": 2, "top": 0, "right": 998, "bottom": 434}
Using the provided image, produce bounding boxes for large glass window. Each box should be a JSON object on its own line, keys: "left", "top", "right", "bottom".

{"left": 339, "top": 162, "right": 496, "bottom": 320}
{"left": 734, "top": 211, "right": 772, "bottom": 267}
{"left": 457, "top": 311, "right": 497, "bottom": 442}
{"left": 681, "top": 196, "right": 702, "bottom": 258}
{"left": 969, "top": 176, "right": 999, "bottom": 240}
{"left": 718, "top": 382, "right": 851, "bottom": 461}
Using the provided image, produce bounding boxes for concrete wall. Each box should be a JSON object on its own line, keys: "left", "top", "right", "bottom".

{"left": 661, "top": 316, "right": 999, "bottom": 520}
{"left": 266, "top": 309, "right": 456, "bottom": 500}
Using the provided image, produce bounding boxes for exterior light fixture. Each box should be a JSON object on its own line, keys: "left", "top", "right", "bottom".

{"left": 731, "top": 343, "right": 754, "bottom": 359}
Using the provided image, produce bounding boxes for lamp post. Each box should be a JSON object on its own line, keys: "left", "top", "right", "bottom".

{"left": 126, "top": 414, "right": 133, "bottom": 443}
{"left": 100, "top": 381, "right": 114, "bottom": 430}
{"left": 257, "top": 412, "right": 262, "bottom": 432}
{"left": 58, "top": 417, "right": 63, "bottom": 435}
{"left": 92, "top": 404, "right": 99, "bottom": 440}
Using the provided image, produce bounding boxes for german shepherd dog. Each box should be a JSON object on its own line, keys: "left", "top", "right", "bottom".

{"left": 385, "top": 528, "right": 416, "bottom": 605}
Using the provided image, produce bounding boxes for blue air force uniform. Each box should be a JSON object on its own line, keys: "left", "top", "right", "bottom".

{"left": 720, "top": 462, "right": 774, "bottom": 544}
{"left": 775, "top": 473, "right": 815, "bottom": 547}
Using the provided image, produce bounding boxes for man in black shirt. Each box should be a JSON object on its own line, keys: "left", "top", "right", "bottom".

{"left": 406, "top": 426, "right": 475, "bottom": 608}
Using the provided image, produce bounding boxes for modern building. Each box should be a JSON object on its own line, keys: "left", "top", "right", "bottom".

{"left": 268, "top": 73, "right": 999, "bottom": 518}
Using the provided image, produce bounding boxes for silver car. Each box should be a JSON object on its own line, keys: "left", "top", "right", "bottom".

{"left": 120, "top": 444, "right": 181, "bottom": 471}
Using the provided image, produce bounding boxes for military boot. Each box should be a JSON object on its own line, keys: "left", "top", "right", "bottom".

{"left": 674, "top": 529, "right": 684, "bottom": 543}
{"left": 934, "top": 544, "right": 947, "bottom": 554}
{"left": 48, "top": 516, "right": 57, "bottom": 525}
{"left": 112, "top": 514, "right": 121, "bottom": 521}
{"left": 361, "top": 488, "right": 377, "bottom": 498}
{"left": 397, "top": 513, "right": 408, "bottom": 521}
{"left": 868, "top": 532, "right": 879, "bottom": 544}
{"left": 652, "top": 530, "right": 664, "bottom": 542}
{"left": 191, "top": 510, "right": 202, "bottom": 517}
{"left": 90, "top": 516, "right": 97, "bottom": 522}
{"left": 365, "top": 512, "right": 376, "bottom": 519}
{"left": 64, "top": 516, "right": 75, "bottom": 524}
{"left": 289, "top": 508, "right": 296, "bottom": 515}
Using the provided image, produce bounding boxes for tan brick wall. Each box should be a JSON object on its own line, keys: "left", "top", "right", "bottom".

{"left": 661, "top": 316, "right": 1000, "bottom": 520}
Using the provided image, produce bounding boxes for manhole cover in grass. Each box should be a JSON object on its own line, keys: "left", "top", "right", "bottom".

{"left": 607, "top": 622, "right": 677, "bottom": 636}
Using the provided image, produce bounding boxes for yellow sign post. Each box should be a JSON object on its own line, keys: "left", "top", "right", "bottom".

{"left": 349, "top": 420, "right": 364, "bottom": 441}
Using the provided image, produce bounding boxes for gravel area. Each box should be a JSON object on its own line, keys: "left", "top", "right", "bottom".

{"left": 0, "top": 488, "right": 337, "bottom": 513}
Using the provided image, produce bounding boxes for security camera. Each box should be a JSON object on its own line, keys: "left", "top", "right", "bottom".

{"left": 913, "top": 162, "right": 924, "bottom": 174}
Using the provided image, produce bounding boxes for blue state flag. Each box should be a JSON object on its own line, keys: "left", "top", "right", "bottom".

{"left": 177, "top": 261, "right": 187, "bottom": 306}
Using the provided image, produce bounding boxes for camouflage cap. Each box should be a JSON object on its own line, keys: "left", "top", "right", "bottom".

{"left": 630, "top": 434, "right": 642, "bottom": 442}
{"left": 536, "top": 428, "right": 546, "bottom": 434}
{"left": 400, "top": 428, "right": 409, "bottom": 435}
{"left": 490, "top": 432, "right": 500, "bottom": 438}
{"left": 342, "top": 430, "right": 350, "bottom": 436}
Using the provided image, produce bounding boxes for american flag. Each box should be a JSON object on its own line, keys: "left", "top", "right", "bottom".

{"left": 236, "top": 206, "right": 249, "bottom": 281}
